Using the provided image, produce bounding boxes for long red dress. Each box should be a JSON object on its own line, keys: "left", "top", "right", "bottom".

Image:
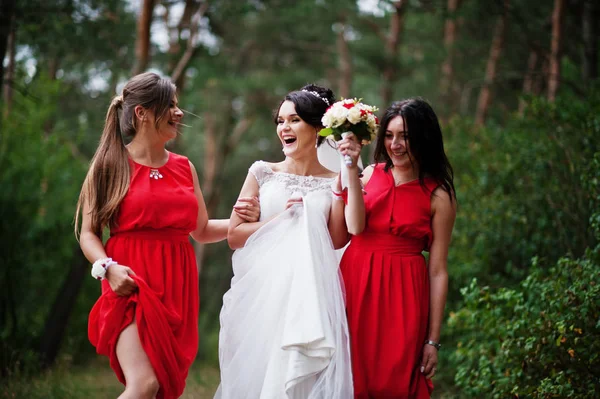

{"left": 88, "top": 152, "right": 199, "bottom": 399}
{"left": 341, "top": 164, "right": 437, "bottom": 399}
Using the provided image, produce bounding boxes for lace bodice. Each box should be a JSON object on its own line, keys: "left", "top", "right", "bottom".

{"left": 249, "top": 161, "right": 336, "bottom": 221}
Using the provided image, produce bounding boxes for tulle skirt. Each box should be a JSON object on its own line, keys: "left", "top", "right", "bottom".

{"left": 214, "top": 195, "right": 353, "bottom": 399}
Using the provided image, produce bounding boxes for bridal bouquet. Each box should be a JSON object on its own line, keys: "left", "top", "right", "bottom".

{"left": 319, "top": 98, "right": 379, "bottom": 146}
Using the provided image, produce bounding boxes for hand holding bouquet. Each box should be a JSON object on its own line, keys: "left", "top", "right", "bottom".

{"left": 319, "top": 98, "right": 379, "bottom": 166}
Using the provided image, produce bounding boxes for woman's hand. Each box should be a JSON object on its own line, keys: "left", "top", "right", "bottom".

{"left": 285, "top": 197, "right": 303, "bottom": 210}
{"left": 233, "top": 196, "right": 261, "bottom": 222}
{"left": 420, "top": 344, "right": 439, "bottom": 379}
{"left": 105, "top": 264, "right": 137, "bottom": 296}
{"left": 338, "top": 132, "right": 362, "bottom": 169}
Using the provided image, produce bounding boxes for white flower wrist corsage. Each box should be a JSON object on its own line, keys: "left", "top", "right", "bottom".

{"left": 91, "top": 257, "right": 117, "bottom": 280}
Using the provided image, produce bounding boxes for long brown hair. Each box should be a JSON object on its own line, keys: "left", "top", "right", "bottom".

{"left": 75, "top": 72, "right": 176, "bottom": 238}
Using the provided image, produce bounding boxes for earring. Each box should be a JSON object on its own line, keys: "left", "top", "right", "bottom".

{"left": 315, "top": 136, "right": 319, "bottom": 148}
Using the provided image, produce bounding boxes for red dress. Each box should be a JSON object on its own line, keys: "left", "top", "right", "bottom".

{"left": 88, "top": 152, "right": 199, "bottom": 399}
{"left": 341, "top": 164, "right": 437, "bottom": 399}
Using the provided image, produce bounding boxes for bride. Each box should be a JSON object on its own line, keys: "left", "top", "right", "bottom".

{"left": 214, "top": 85, "right": 356, "bottom": 399}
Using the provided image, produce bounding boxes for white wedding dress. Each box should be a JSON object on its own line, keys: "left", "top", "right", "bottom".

{"left": 214, "top": 161, "right": 353, "bottom": 399}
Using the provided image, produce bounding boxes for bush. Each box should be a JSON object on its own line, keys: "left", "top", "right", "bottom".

{"left": 445, "top": 153, "right": 600, "bottom": 398}
{"left": 445, "top": 90, "right": 600, "bottom": 297}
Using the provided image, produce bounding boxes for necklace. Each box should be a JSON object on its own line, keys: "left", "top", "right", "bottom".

{"left": 149, "top": 169, "right": 163, "bottom": 179}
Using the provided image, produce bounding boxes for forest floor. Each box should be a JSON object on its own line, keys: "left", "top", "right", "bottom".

{"left": 3, "top": 356, "right": 462, "bottom": 398}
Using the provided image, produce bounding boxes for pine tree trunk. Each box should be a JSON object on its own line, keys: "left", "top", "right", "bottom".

{"left": 336, "top": 24, "right": 352, "bottom": 99}
{"left": 2, "top": 20, "right": 15, "bottom": 117}
{"left": 380, "top": 1, "right": 407, "bottom": 107}
{"left": 518, "top": 50, "right": 538, "bottom": 115}
{"left": 582, "top": 0, "right": 597, "bottom": 82}
{"left": 475, "top": 1, "right": 508, "bottom": 126}
{"left": 0, "top": 0, "right": 16, "bottom": 98}
{"left": 38, "top": 251, "right": 89, "bottom": 367}
{"left": 132, "top": 0, "right": 155, "bottom": 75}
{"left": 440, "top": 0, "right": 461, "bottom": 101}
{"left": 547, "top": 0, "right": 565, "bottom": 102}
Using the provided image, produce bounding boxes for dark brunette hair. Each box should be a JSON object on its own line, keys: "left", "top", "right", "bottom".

{"left": 374, "top": 98, "right": 456, "bottom": 200}
{"left": 274, "top": 84, "right": 335, "bottom": 147}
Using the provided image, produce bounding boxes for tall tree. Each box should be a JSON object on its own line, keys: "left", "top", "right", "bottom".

{"left": 170, "top": 1, "right": 209, "bottom": 89}
{"left": 336, "top": 21, "right": 353, "bottom": 99}
{"left": 2, "top": 18, "right": 15, "bottom": 116}
{"left": 0, "top": 0, "right": 16, "bottom": 90}
{"left": 381, "top": 1, "right": 407, "bottom": 107}
{"left": 582, "top": 0, "right": 597, "bottom": 82}
{"left": 475, "top": 0, "right": 509, "bottom": 126}
{"left": 518, "top": 48, "right": 539, "bottom": 114}
{"left": 547, "top": 0, "right": 565, "bottom": 102}
{"left": 132, "top": 0, "right": 156, "bottom": 75}
{"left": 440, "top": 0, "right": 461, "bottom": 108}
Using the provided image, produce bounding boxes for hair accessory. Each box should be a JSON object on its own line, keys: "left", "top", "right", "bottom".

{"left": 301, "top": 89, "right": 330, "bottom": 106}
{"left": 111, "top": 95, "right": 123, "bottom": 107}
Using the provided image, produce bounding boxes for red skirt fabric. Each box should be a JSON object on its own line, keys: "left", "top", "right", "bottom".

{"left": 88, "top": 230, "right": 199, "bottom": 399}
{"left": 341, "top": 233, "right": 434, "bottom": 399}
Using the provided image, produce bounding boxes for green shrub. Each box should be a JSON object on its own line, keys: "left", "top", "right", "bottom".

{"left": 446, "top": 90, "right": 600, "bottom": 297}
{"left": 445, "top": 153, "right": 600, "bottom": 398}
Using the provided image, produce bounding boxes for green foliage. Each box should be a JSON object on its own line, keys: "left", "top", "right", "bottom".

{"left": 0, "top": 76, "right": 89, "bottom": 374}
{"left": 448, "top": 248, "right": 600, "bottom": 398}
{"left": 443, "top": 151, "right": 600, "bottom": 397}
{"left": 446, "top": 89, "right": 600, "bottom": 297}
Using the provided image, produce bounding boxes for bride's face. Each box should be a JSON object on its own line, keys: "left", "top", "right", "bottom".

{"left": 276, "top": 100, "right": 317, "bottom": 158}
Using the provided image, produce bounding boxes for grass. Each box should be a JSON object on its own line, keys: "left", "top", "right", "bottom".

{"left": 2, "top": 356, "right": 221, "bottom": 399}
{"left": 2, "top": 356, "right": 464, "bottom": 399}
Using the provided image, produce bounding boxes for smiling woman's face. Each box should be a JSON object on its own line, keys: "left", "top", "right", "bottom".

{"left": 276, "top": 100, "right": 317, "bottom": 158}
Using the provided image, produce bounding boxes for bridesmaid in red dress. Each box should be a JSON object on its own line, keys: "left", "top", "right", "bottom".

{"left": 336, "top": 98, "right": 457, "bottom": 398}
{"left": 74, "top": 72, "right": 259, "bottom": 399}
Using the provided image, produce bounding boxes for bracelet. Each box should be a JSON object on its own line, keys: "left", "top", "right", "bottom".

{"left": 424, "top": 340, "right": 441, "bottom": 350}
{"left": 332, "top": 190, "right": 345, "bottom": 201}
{"left": 91, "top": 257, "right": 117, "bottom": 280}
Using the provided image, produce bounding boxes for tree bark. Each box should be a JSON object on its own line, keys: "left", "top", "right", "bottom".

{"left": 194, "top": 107, "right": 251, "bottom": 275}
{"left": 0, "top": 0, "right": 16, "bottom": 90}
{"left": 518, "top": 49, "right": 538, "bottom": 115}
{"left": 475, "top": 0, "right": 509, "bottom": 126}
{"left": 336, "top": 23, "right": 352, "bottom": 99}
{"left": 440, "top": 0, "right": 461, "bottom": 100}
{"left": 38, "top": 251, "right": 89, "bottom": 367}
{"left": 169, "top": 1, "right": 208, "bottom": 89}
{"left": 380, "top": 1, "right": 407, "bottom": 107}
{"left": 582, "top": 0, "right": 597, "bottom": 82}
{"left": 132, "top": 0, "right": 156, "bottom": 76}
{"left": 547, "top": 0, "right": 565, "bottom": 102}
{"left": 2, "top": 19, "right": 15, "bottom": 117}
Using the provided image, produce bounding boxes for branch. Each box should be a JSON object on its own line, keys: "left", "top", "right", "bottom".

{"left": 170, "top": 1, "right": 209, "bottom": 85}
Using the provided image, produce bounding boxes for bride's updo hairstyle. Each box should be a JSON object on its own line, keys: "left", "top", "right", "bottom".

{"left": 274, "top": 84, "right": 336, "bottom": 147}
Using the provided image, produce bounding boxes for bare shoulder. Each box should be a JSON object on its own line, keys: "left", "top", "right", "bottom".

{"left": 431, "top": 186, "right": 457, "bottom": 215}
{"left": 360, "top": 165, "right": 376, "bottom": 186}
{"left": 188, "top": 160, "right": 199, "bottom": 181}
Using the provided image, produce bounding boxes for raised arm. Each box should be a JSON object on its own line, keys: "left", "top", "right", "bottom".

{"left": 188, "top": 160, "right": 229, "bottom": 244}
{"left": 334, "top": 133, "right": 370, "bottom": 237}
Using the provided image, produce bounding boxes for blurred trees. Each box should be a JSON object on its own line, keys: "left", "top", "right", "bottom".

{"left": 1, "top": 0, "right": 598, "bottom": 395}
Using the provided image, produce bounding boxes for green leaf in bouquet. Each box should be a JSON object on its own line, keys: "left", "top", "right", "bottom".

{"left": 318, "top": 127, "right": 333, "bottom": 137}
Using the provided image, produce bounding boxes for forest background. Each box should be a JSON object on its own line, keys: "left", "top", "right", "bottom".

{"left": 1, "top": 0, "right": 599, "bottom": 397}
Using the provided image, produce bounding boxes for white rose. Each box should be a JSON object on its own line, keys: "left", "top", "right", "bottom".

{"left": 347, "top": 106, "right": 362, "bottom": 125}
{"left": 330, "top": 105, "right": 348, "bottom": 128}
{"left": 367, "top": 113, "right": 376, "bottom": 129}
{"left": 322, "top": 113, "right": 334, "bottom": 128}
